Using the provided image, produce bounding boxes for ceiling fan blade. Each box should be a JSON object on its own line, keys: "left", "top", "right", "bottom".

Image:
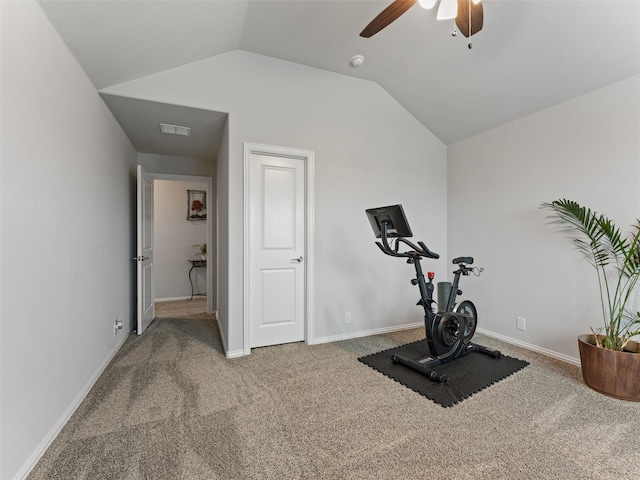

{"left": 455, "top": 0, "right": 483, "bottom": 38}
{"left": 360, "top": 0, "right": 418, "bottom": 38}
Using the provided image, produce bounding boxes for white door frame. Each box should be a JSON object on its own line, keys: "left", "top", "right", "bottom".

{"left": 151, "top": 172, "right": 215, "bottom": 314}
{"left": 243, "top": 142, "right": 315, "bottom": 355}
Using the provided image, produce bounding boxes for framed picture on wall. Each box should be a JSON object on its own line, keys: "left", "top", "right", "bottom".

{"left": 187, "top": 190, "right": 207, "bottom": 221}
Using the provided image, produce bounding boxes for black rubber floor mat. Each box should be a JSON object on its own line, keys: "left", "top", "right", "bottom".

{"left": 358, "top": 340, "right": 529, "bottom": 407}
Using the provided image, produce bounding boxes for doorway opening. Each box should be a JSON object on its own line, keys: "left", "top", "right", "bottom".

{"left": 154, "top": 178, "right": 209, "bottom": 304}
{"left": 136, "top": 170, "right": 216, "bottom": 335}
{"left": 153, "top": 173, "right": 215, "bottom": 316}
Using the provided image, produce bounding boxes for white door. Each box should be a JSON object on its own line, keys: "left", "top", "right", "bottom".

{"left": 249, "top": 153, "right": 305, "bottom": 348}
{"left": 136, "top": 165, "right": 154, "bottom": 335}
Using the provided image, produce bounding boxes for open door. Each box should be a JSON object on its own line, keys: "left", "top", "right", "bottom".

{"left": 135, "top": 164, "right": 154, "bottom": 334}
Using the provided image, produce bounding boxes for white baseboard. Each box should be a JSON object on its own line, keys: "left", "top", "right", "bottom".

{"left": 476, "top": 328, "right": 581, "bottom": 366}
{"left": 155, "top": 296, "right": 191, "bottom": 302}
{"left": 222, "top": 322, "right": 424, "bottom": 357}
{"left": 17, "top": 332, "right": 130, "bottom": 480}
{"left": 215, "top": 315, "right": 228, "bottom": 354}
{"left": 219, "top": 318, "right": 582, "bottom": 368}
{"left": 215, "top": 315, "right": 244, "bottom": 358}
{"left": 310, "top": 324, "right": 581, "bottom": 367}
{"left": 310, "top": 322, "right": 423, "bottom": 345}
{"left": 225, "top": 349, "right": 246, "bottom": 358}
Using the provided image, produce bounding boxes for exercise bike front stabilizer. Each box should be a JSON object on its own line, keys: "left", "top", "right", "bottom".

{"left": 366, "top": 204, "right": 501, "bottom": 383}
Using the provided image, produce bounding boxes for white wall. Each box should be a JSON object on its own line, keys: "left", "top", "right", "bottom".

{"left": 0, "top": 2, "right": 138, "bottom": 478}
{"left": 448, "top": 74, "right": 640, "bottom": 362}
{"left": 102, "top": 50, "right": 448, "bottom": 355}
{"left": 154, "top": 180, "right": 208, "bottom": 300}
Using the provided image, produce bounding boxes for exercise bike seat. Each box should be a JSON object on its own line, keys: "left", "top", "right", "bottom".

{"left": 453, "top": 256, "right": 473, "bottom": 265}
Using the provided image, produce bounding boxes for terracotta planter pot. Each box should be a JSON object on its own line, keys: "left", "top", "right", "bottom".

{"left": 577, "top": 334, "right": 640, "bottom": 401}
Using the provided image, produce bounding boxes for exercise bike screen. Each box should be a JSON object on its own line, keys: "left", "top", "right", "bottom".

{"left": 366, "top": 204, "right": 413, "bottom": 238}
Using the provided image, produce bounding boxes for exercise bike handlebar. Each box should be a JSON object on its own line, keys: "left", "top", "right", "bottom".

{"left": 376, "top": 222, "right": 439, "bottom": 260}
{"left": 417, "top": 241, "right": 440, "bottom": 259}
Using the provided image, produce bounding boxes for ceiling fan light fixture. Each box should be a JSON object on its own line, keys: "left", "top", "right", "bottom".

{"left": 436, "top": 0, "right": 457, "bottom": 20}
{"left": 360, "top": 0, "right": 483, "bottom": 41}
{"left": 418, "top": 0, "right": 437, "bottom": 9}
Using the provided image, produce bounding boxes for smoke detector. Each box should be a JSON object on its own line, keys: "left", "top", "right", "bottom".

{"left": 350, "top": 55, "right": 365, "bottom": 67}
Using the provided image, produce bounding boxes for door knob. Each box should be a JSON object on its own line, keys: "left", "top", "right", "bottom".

{"left": 292, "top": 256, "right": 304, "bottom": 263}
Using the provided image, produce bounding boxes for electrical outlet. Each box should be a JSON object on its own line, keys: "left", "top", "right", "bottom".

{"left": 114, "top": 318, "right": 123, "bottom": 336}
{"left": 344, "top": 312, "right": 352, "bottom": 324}
{"left": 516, "top": 316, "right": 526, "bottom": 331}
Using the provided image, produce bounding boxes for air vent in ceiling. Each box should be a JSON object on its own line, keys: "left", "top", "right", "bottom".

{"left": 160, "top": 123, "right": 191, "bottom": 136}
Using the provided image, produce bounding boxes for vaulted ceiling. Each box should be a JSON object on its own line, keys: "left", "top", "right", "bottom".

{"left": 39, "top": 0, "right": 640, "bottom": 158}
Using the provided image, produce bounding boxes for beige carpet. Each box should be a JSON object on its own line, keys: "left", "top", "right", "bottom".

{"left": 28, "top": 302, "right": 640, "bottom": 479}
{"left": 155, "top": 297, "right": 209, "bottom": 319}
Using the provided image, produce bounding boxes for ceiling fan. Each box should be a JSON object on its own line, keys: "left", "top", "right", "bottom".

{"left": 360, "top": 0, "right": 484, "bottom": 39}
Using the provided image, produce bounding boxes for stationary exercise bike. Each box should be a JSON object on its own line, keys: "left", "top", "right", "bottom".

{"left": 366, "top": 204, "right": 500, "bottom": 383}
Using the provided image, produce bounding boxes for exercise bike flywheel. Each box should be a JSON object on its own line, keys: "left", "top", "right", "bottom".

{"left": 455, "top": 300, "right": 478, "bottom": 341}
{"left": 436, "top": 312, "right": 464, "bottom": 347}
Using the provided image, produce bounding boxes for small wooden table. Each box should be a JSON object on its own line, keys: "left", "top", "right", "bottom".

{"left": 187, "top": 259, "right": 206, "bottom": 300}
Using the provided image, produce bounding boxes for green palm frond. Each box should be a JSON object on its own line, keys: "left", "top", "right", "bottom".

{"left": 541, "top": 199, "right": 640, "bottom": 351}
{"left": 622, "top": 220, "right": 640, "bottom": 277}
{"left": 541, "top": 199, "right": 613, "bottom": 269}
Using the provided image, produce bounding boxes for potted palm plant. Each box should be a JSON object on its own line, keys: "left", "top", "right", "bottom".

{"left": 542, "top": 199, "right": 640, "bottom": 401}
{"left": 193, "top": 243, "right": 207, "bottom": 260}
